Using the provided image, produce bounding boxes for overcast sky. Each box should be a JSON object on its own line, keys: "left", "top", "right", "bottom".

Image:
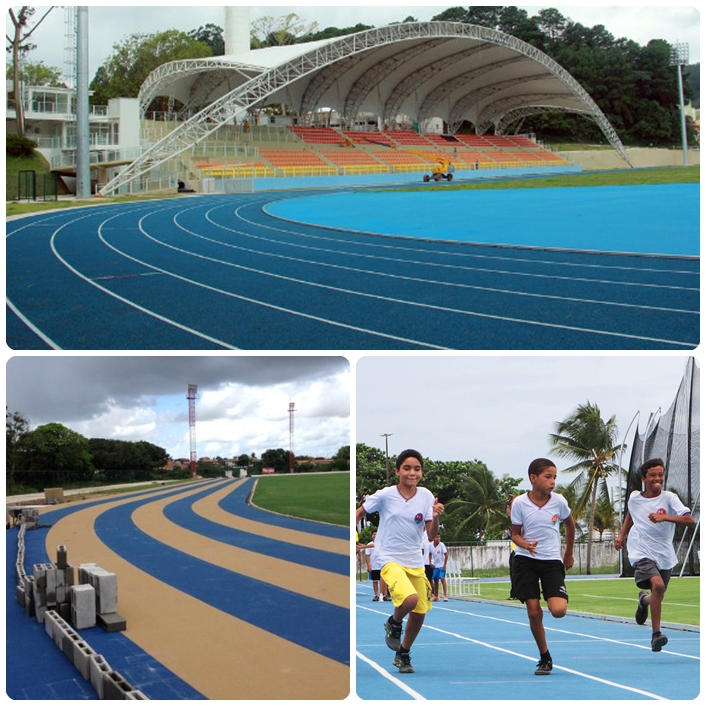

{"left": 11, "top": 4, "right": 700, "bottom": 79}
{"left": 6, "top": 356, "right": 350, "bottom": 460}
{"left": 356, "top": 354, "right": 694, "bottom": 492}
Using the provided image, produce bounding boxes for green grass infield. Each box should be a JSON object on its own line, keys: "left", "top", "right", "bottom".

{"left": 477, "top": 576, "right": 699, "bottom": 626}
{"left": 250, "top": 471, "right": 349, "bottom": 526}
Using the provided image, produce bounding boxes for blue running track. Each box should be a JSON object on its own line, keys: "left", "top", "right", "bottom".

{"left": 6, "top": 184, "right": 699, "bottom": 350}
{"left": 356, "top": 583, "right": 699, "bottom": 700}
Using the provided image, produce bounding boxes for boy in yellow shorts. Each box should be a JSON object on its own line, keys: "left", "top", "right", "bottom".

{"left": 355, "top": 449, "right": 444, "bottom": 673}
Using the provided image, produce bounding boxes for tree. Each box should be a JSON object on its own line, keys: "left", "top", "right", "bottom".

{"left": 22, "top": 422, "right": 93, "bottom": 488}
{"left": 251, "top": 13, "right": 318, "bottom": 48}
{"left": 592, "top": 479, "right": 619, "bottom": 542}
{"left": 6, "top": 59, "right": 65, "bottom": 87}
{"left": 188, "top": 23, "right": 224, "bottom": 56}
{"left": 260, "top": 447, "right": 290, "bottom": 473}
{"left": 6, "top": 408, "right": 30, "bottom": 490}
{"left": 445, "top": 462, "right": 519, "bottom": 540}
{"left": 332, "top": 445, "right": 350, "bottom": 471}
{"left": 6, "top": 6, "right": 55, "bottom": 137}
{"left": 237, "top": 453, "right": 251, "bottom": 467}
{"left": 549, "top": 401, "right": 624, "bottom": 574}
{"left": 89, "top": 30, "right": 212, "bottom": 105}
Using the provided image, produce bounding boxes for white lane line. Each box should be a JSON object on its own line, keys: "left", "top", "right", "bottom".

{"left": 356, "top": 650, "right": 427, "bottom": 700}
{"left": 130, "top": 206, "right": 695, "bottom": 347}
{"left": 191, "top": 206, "right": 698, "bottom": 315}
{"left": 46, "top": 209, "right": 238, "bottom": 349}
{"left": 357, "top": 604, "right": 683, "bottom": 699}
{"left": 6, "top": 297, "right": 62, "bottom": 349}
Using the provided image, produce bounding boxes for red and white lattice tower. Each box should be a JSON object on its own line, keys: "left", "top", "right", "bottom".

{"left": 187, "top": 384, "right": 198, "bottom": 479}
{"left": 288, "top": 402, "right": 295, "bottom": 473}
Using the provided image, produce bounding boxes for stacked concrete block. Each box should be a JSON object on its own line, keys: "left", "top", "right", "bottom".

{"left": 72, "top": 640, "right": 97, "bottom": 680}
{"left": 78, "top": 563, "right": 125, "bottom": 632}
{"left": 11, "top": 536, "right": 146, "bottom": 699}
{"left": 103, "top": 671, "right": 135, "bottom": 700}
{"left": 89, "top": 654, "right": 112, "bottom": 699}
{"left": 71, "top": 584, "right": 97, "bottom": 629}
{"left": 21, "top": 507, "right": 39, "bottom": 529}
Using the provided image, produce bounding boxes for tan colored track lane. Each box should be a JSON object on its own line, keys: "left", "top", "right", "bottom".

{"left": 192, "top": 479, "right": 349, "bottom": 555}
{"left": 131, "top": 480, "right": 348, "bottom": 608}
{"left": 43, "top": 483, "right": 349, "bottom": 700}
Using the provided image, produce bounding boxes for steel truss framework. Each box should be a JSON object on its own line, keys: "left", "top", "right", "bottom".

{"left": 101, "top": 22, "right": 632, "bottom": 196}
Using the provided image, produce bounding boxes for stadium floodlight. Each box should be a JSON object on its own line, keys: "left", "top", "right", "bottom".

{"left": 670, "top": 42, "right": 690, "bottom": 165}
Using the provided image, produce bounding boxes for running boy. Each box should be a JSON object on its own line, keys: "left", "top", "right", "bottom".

{"left": 614, "top": 458, "right": 695, "bottom": 651}
{"left": 511, "top": 458, "right": 575, "bottom": 676}
{"left": 355, "top": 449, "right": 444, "bottom": 674}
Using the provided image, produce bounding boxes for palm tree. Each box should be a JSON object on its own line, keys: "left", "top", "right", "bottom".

{"left": 592, "top": 479, "right": 619, "bottom": 542}
{"left": 549, "top": 401, "right": 624, "bottom": 574}
{"left": 446, "top": 463, "right": 506, "bottom": 540}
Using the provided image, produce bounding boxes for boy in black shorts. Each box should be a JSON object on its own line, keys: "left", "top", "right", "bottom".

{"left": 511, "top": 459, "right": 575, "bottom": 676}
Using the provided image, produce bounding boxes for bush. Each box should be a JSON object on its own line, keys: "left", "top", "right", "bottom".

{"left": 7, "top": 133, "right": 37, "bottom": 157}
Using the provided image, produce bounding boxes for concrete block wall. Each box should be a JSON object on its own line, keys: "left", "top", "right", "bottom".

{"left": 10, "top": 533, "right": 148, "bottom": 699}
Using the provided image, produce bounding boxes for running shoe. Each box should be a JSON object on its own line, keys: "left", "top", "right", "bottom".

{"left": 432, "top": 595, "right": 439, "bottom": 602}
{"left": 383, "top": 595, "right": 392, "bottom": 602}
{"left": 384, "top": 617, "right": 402, "bottom": 651}
{"left": 635, "top": 590, "right": 649, "bottom": 625}
{"left": 393, "top": 651, "right": 414, "bottom": 673}
{"left": 443, "top": 596, "right": 448, "bottom": 602}
{"left": 651, "top": 632, "right": 668, "bottom": 652}
{"left": 534, "top": 657, "right": 553, "bottom": 675}
{"left": 372, "top": 595, "right": 380, "bottom": 602}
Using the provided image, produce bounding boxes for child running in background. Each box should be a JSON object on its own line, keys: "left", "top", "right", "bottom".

{"left": 355, "top": 449, "right": 444, "bottom": 674}
{"left": 511, "top": 458, "right": 575, "bottom": 676}
{"left": 614, "top": 457, "right": 695, "bottom": 651}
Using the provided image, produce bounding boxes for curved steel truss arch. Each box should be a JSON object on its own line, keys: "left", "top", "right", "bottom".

{"left": 103, "top": 21, "right": 631, "bottom": 195}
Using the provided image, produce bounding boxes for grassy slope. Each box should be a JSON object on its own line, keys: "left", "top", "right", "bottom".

{"left": 398, "top": 165, "right": 700, "bottom": 193}
{"left": 476, "top": 577, "right": 699, "bottom": 626}
{"left": 251, "top": 472, "right": 349, "bottom": 526}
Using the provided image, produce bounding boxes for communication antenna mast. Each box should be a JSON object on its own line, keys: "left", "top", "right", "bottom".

{"left": 288, "top": 402, "right": 296, "bottom": 473}
{"left": 187, "top": 384, "right": 198, "bottom": 479}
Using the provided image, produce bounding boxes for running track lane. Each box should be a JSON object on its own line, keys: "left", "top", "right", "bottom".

{"left": 9, "top": 479, "right": 349, "bottom": 699}
{"left": 6, "top": 192, "right": 698, "bottom": 350}
{"left": 355, "top": 587, "right": 699, "bottom": 700}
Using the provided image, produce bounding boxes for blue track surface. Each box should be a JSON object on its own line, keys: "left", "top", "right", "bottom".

{"left": 356, "top": 585, "right": 700, "bottom": 701}
{"left": 6, "top": 479, "right": 348, "bottom": 699}
{"left": 355, "top": 584, "right": 700, "bottom": 700}
{"left": 6, "top": 185, "right": 699, "bottom": 350}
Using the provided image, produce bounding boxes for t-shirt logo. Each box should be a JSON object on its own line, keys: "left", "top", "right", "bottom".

{"left": 414, "top": 513, "right": 424, "bottom": 524}
{"left": 657, "top": 508, "right": 666, "bottom": 515}
{"left": 551, "top": 514, "right": 558, "bottom": 524}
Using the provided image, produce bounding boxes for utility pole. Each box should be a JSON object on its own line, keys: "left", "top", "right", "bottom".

{"left": 381, "top": 433, "right": 392, "bottom": 483}
{"left": 288, "top": 402, "right": 296, "bottom": 473}
{"left": 669, "top": 41, "right": 690, "bottom": 166}
{"left": 187, "top": 384, "right": 198, "bottom": 479}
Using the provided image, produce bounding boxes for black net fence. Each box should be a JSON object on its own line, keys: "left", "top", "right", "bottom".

{"left": 621, "top": 357, "right": 700, "bottom": 577}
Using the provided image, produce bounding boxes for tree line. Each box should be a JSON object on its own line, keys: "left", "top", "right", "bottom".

{"left": 6, "top": 408, "right": 350, "bottom": 495}
{"left": 7, "top": 6, "right": 698, "bottom": 146}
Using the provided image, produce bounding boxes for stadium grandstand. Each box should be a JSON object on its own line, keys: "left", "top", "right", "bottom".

{"left": 100, "top": 7, "right": 633, "bottom": 195}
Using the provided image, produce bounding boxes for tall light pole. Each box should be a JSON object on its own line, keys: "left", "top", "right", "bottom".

{"left": 381, "top": 433, "right": 392, "bottom": 483}
{"left": 669, "top": 41, "right": 690, "bottom": 166}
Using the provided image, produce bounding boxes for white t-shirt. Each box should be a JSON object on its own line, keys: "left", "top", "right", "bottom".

{"left": 431, "top": 541, "right": 447, "bottom": 568}
{"left": 362, "top": 485, "right": 434, "bottom": 569}
{"left": 511, "top": 491, "right": 571, "bottom": 561}
{"left": 627, "top": 490, "right": 690, "bottom": 569}
{"left": 421, "top": 535, "right": 433, "bottom": 565}
{"left": 365, "top": 542, "right": 383, "bottom": 571}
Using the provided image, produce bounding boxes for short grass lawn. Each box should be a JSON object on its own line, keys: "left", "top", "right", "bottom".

{"left": 251, "top": 471, "right": 349, "bottom": 526}
{"left": 478, "top": 576, "right": 699, "bottom": 626}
